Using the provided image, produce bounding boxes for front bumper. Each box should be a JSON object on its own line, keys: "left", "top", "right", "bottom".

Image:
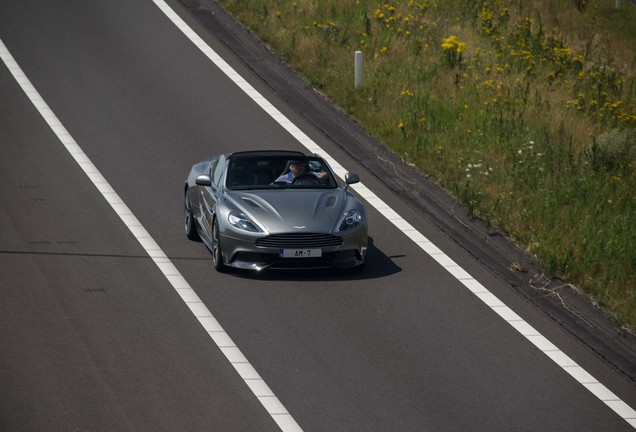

{"left": 220, "top": 229, "right": 367, "bottom": 271}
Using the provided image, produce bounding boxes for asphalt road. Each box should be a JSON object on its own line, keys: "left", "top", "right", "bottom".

{"left": 1, "top": 0, "right": 635, "bottom": 431}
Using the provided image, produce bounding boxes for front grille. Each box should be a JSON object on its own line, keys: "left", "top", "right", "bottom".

{"left": 255, "top": 233, "right": 342, "bottom": 248}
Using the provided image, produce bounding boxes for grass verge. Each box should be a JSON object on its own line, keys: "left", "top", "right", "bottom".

{"left": 217, "top": 0, "right": 636, "bottom": 330}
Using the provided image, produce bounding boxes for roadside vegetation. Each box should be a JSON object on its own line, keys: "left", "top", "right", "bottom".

{"left": 217, "top": 0, "right": 636, "bottom": 330}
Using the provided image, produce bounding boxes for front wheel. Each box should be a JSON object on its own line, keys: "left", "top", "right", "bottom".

{"left": 212, "top": 218, "right": 227, "bottom": 272}
{"left": 184, "top": 190, "right": 200, "bottom": 241}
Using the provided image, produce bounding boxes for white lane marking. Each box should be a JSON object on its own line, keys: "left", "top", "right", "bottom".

{"left": 0, "top": 40, "right": 301, "bottom": 432}
{"left": 151, "top": 1, "right": 636, "bottom": 428}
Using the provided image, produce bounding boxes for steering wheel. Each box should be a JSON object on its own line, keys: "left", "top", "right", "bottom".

{"left": 292, "top": 173, "right": 320, "bottom": 185}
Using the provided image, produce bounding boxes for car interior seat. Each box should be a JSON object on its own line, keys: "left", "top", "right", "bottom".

{"left": 227, "top": 164, "right": 256, "bottom": 188}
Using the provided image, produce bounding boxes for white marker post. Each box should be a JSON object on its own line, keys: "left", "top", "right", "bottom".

{"left": 354, "top": 50, "right": 363, "bottom": 88}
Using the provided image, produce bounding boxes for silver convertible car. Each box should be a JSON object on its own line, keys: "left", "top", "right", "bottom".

{"left": 184, "top": 150, "right": 368, "bottom": 271}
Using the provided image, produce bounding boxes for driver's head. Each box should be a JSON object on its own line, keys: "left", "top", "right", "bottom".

{"left": 289, "top": 160, "right": 305, "bottom": 177}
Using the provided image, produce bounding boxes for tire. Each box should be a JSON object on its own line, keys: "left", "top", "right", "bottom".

{"left": 184, "top": 190, "right": 200, "bottom": 241}
{"left": 212, "top": 217, "right": 227, "bottom": 272}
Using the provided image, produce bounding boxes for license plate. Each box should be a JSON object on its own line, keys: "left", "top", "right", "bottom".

{"left": 279, "top": 248, "right": 322, "bottom": 258}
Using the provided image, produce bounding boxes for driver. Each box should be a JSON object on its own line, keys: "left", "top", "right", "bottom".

{"left": 274, "top": 160, "right": 328, "bottom": 184}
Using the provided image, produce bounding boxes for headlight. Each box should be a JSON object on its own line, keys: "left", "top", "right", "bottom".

{"left": 228, "top": 211, "right": 262, "bottom": 233}
{"left": 335, "top": 209, "right": 363, "bottom": 231}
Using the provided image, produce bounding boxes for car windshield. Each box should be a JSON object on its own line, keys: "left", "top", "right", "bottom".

{"left": 226, "top": 156, "right": 337, "bottom": 190}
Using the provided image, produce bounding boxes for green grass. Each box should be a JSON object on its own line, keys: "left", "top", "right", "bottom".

{"left": 218, "top": 0, "right": 636, "bottom": 330}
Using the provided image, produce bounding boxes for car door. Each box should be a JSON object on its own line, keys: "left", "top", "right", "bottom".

{"left": 198, "top": 154, "right": 226, "bottom": 240}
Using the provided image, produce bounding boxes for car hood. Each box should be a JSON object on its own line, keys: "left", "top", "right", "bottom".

{"left": 227, "top": 189, "right": 346, "bottom": 233}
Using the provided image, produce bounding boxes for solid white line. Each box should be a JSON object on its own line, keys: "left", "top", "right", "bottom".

{"left": 0, "top": 40, "right": 301, "bottom": 432}
{"left": 150, "top": 1, "right": 636, "bottom": 429}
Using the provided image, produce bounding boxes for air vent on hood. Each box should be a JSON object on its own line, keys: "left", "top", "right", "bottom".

{"left": 241, "top": 197, "right": 261, "bottom": 208}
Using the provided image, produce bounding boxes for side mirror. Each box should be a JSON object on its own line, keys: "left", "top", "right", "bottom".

{"left": 195, "top": 175, "right": 212, "bottom": 186}
{"left": 344, "top": 172, "right": 360, "bottom": 185}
